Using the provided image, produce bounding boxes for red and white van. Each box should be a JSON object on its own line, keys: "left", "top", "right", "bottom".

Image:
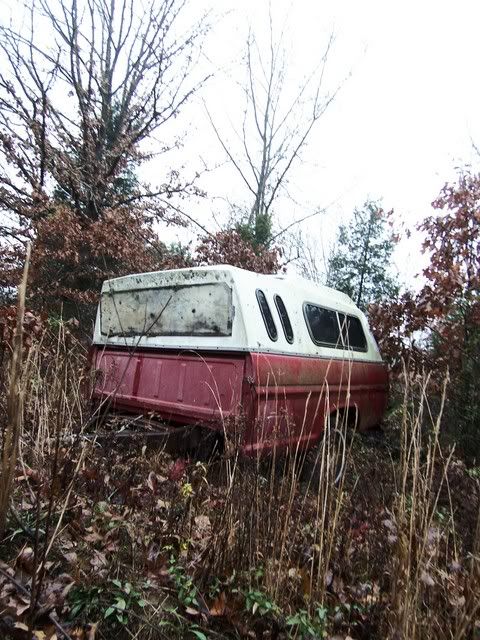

{"left": 90, "top": 266, "right": 388, "bottom": 454}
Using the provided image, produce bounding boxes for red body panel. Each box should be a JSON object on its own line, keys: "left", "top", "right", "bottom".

{"left": 91, "top": 347, "right": 388, "bottom": 453}
{"left": 93, "top": 348, "right": 245, "bottom": 423}
{"left": 243, "top": 352, "right": 388, "bottom": 453}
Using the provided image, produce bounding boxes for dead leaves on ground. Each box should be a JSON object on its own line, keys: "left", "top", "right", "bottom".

{"left": 1, "top": 439, "right": 479, "bottom": 639}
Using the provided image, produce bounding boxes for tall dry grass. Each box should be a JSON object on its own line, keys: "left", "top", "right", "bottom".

{"left": 207, "top": 386, "right": 355, "bottom": 610}
{"left": 0, "top": 245, "right": 30, "bottom": 538}
{"left": 0, "top": 321, "right": 478, "bottom": 639}
{"left": 204, "top": 365, "right": 479, "bottom": 637}
{"left": 387, "top": 367, "right": 479, "bottom": 639}
{"left": 0, "top": 314, "right": 92, "bottom": 618}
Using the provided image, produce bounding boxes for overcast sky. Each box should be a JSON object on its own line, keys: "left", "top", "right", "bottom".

{"left": 3, "top": 0, "right": 479, "bottom": 286}
{"left": 159, "top": 0, "right": 480, "bottom": 286}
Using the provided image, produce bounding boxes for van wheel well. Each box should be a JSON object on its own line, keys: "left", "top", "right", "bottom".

{"left": 329, "top": 406, "right": 359, "bottom": 431}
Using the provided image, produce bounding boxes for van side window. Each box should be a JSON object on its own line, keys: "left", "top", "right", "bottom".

{"left": 306, "top": 305, "right": 368, "bottom": 351}
{"left": 256, "top": 290, "right": 278, "bottom": 341}
{"left": 274, "top": 295, "right": 294, "bottom": 343}
{"left": 342, "top": 315, "right": 368, "bottom": 351}
{"left": 304, "top": 303, "right": 341, "bottom": 347}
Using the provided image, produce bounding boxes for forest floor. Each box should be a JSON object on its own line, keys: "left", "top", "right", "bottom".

{"left": 1, "top": 410, "right": 479, "bottom": 640}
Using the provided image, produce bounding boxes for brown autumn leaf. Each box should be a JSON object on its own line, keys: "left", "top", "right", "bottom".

{"left": 90, "top": 550, "right": 108, "bottom": 571}
{"left": 10, "top": 595, "right": 31, "bottom": 616}
{"left": 147, "top": 471, "right": 159, "bottom": 492}
{"left": 63, "top": 552, "right": 78, "bottom": 564}
{"left": 382, "top": 519, "right": 396, "bottom": 532}
{"left": 449, "top": 595, "right": 466, "bottom": 608}
{"left": 300, "top": 567, "right": 312, "bottom": 599}
{"left": 16, "top": 546, "right": 35, "bottom": 574}
{"left": 420, "top": 570, "right": 435, "bottom": 587}
{"left": 84, "top": 530, "right": 103, "bottom": 543}
{"left": 209, "top": 591, "right": 226, "bottom": 617}
{"left": 193, "top": 515, "right": 211, "bottom": 546}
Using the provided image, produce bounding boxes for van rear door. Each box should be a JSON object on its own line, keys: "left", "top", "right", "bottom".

{"left": 92, "top": 274, "right": 244, "bottom": 426}
{"left": 92, "top": 348, "right": 245, "bottom": 426}
{"left": 100, "top": 280, "right": 233, "bottom": 339}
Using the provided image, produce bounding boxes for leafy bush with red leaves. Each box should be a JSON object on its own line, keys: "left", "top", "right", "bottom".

{"left": 368, "top": 292, "right": 426, "bottom": 372}
{"left": 0, "top": 205, "right": 195, "bottom": 328}
{"left": 370, "top": 170, "right": 479, "bottom": 455}
{"left": 0, "top": 306, "right": 45, "bottom": 368}
{"left": 30, "top": 207, "right": 158, "bottom": 307}
{"left": 196, "top": 229, "right": 282, "bottom": 274}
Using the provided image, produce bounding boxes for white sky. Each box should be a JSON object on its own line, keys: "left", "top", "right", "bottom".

{"left": 159, "top": 0, "right": 480, "bottom": 287}
{"left": 3, "top": 0, "right": 480, "bottom": 288}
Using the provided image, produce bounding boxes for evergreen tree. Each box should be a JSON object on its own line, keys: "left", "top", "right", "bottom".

{"left": 327, "top": 201, "right": 399, "bottom": 311}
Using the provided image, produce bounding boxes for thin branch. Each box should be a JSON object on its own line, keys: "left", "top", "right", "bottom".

{"left": 269, "top": 208, "right": 325, "bottom": 244}
{"left": 157, "top": 198, "right": 214, "bottom": 237}
{"left": 204, "top": 103, "right": 257, "bottom": 198}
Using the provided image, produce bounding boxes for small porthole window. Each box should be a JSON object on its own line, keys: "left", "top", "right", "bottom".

{"left": 274, "top": 294, "right": 294, "bottom": 343}
{"left": 256, "top": 289, "right": 278, "bottom": 341}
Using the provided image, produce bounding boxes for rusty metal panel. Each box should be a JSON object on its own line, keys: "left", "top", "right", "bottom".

{"left": 241, "top": 352, "right": 389, "bottom": 454}
{"left": 92, "top": 345, "right": 388, "bottom": 455}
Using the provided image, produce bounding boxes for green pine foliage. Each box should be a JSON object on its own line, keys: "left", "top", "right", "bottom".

{"left": 327, "top": 201, "right": 399, "bottom": 311}
{"left": 236, "top": 211, "right": 273, "bottom": 250}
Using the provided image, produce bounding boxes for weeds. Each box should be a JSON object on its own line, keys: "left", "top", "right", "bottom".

{"left": 67, "top": 579, "right": 148, "bottom": 629}
{"left": 286, "top": 606, "right": 328, "bottom": 638}
{"left": 68, "top": 584, "right": 104, "bottom": 621}
{"left": 0, "top": 325, "right": 479, "bottom": 639}
{"left": 103, "top": 579, "right": 148, "bottom": 626}
{"left": 244, "top": 587, "right": 281, "bottom": 617}
{"left": 0, "top": 245, "right": 30, "bottom": 538}
{"left": 168, "top": 553, "right": 200, "bottom": 608}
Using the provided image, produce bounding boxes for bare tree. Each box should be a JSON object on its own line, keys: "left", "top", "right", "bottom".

{"left": 0, "top": 0, "right": 209, "bottom": 232}
{"left": 282, "top": 214, "right": 334, "bottom": 284}
{"left": 206, "top": 11, "right": 340, "bottom": 247}
{"left": 0, "top": 0, "right": 210, "bottom": 313}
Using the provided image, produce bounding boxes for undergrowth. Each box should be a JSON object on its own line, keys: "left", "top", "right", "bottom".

{"left": 0, "top": 324, "right": 479, "bottom": 639}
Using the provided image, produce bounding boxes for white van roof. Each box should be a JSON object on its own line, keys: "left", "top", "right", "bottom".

{"left": 94, "top": 265, "right": 382, "bottom": 362}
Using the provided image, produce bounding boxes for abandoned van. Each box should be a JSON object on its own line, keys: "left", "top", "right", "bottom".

{"left": 90, "top": 266, "right": 388, "bottom": 454}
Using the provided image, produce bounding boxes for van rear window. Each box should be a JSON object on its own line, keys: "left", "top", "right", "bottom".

{"left": 100, "top": 282, "right": 233, "bottom": 337}
{"left": 338, "top": 314, "right": 368, "bottom": 351}
{"left": 274, "top": 294, "right": 294, "bottom": 343}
